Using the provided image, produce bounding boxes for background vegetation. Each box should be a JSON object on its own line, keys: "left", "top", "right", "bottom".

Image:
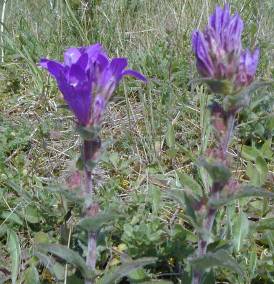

{"left": 0, "top": 0, "right": 273, "bottom": 283}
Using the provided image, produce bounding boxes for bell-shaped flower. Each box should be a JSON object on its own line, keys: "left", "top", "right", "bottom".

{"left": 40, "top": 44, "right": 146, "bottom": 126}
{"left": 89, "top": 54, "right": 146, "bottom": 124}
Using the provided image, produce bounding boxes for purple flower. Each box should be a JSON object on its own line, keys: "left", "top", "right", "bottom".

{"left": 40, "top": 44, "right": 146, "bottom": 126}
{"left": 192, "top": 4, "right": 259, "bottom": 91}
{"left": 235, "top": 48, "right": 260, "bottom": 87}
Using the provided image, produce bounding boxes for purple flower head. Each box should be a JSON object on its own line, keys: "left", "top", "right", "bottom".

{"left": 192, "top": 4, "right": 259, "bottom": 92}
{"left": 40, "top": 44, "right": 146, "bottom": 126}
{"left": 89, "top": 54, "right": 146, "bottom": 124}
{"left": 235, "top": 48, "right": 260, "bottom": 87}
{"left": 192, "top": 5, "right": 243, "bottom": 80}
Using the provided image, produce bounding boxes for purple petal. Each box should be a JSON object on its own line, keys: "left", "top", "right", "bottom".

{"left": 91, "top": 95, "right": 106, "bottom": 124}
{"left": 221, "top": 4, "right": 231, "bottom": 28}
{"left": 76, "top": 53, "right": 89, "bottom": 72}
{"left": 96, "top": 54, "right": 109, "bottom": 71}
{"left": 192, "top": 31, "right": 214, "bottom": 76}
{"left": 122, "top": 69, "right": 147, "bottom": 82}
{"left": 236, "top": 48, "right": 260, "bottom": 87}
{"left": 210, "top": 6, "right": 223, "bottom": 35}
{"left": 40, "top": 58, "right": 64, "bottom": 81}
{"left": 225, "top": 14, "right": 243, "bottom": 53}
{"left": 244, "top": 48, "right": 260, "bottom": 76}
{"left": 85, "top": 43, "right": 106, "bottom": 60}
{"left": 64, "top": 48, "right": 82, "bottom": 66}
{"left": 58, "top": 77, "right": 92, "bottom": 125}
{"left": 110, "top": 58, "right": 128, "bottom": 80}
{"left": 68, "top": 64, "right": 87, "bottom": 88}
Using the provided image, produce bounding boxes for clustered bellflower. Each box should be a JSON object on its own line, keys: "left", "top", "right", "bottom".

{"left": 40, "top": 44, "right": 146, "bottom": 126}
{"left": 192, "top": 4, "right": 259, "bottom": 91}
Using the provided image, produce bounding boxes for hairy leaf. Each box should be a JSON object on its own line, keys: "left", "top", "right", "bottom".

{"left": 7, "top": 230, "right": 20, "bottom": 284}
{"left": 78, "top": 210, "right": 116, "bottom": 232}
{"left": 190, "top": 249, "right": 244, "bottom": 277}
{"left": 100, "top": 257, "right": 156, "bottom": 284}
{"left": 209, "top": 186, "right": 274, "bottom": 207}
{"left": 37, "top": 244, "right": 95, "bottom": 279}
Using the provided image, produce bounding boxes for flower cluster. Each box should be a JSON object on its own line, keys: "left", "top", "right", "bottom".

{"left": 40, "top": 44, "right": 146, "bottom": 126}
{"left": 192, "top": 4, "right": 259, "bottom": 91}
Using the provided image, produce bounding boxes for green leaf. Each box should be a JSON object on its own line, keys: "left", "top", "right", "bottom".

{"left": 140, "top": 281, "right": 173, "bottom": 284}
{"left": 23, "top": 265, "right": 40, "bottom": 284}
{"left": 209, "top": 186, "right": 274, "bottom": 208}
{"left": 261, "top": 140, "right": 273, "bottom": 159}
{"left": 190, "top": 78, "right": 233, "bottom": 95}
{"left": 67, "top": 274, "right": 85, "bottom": 284}
{"left": 164, "top": 189, "right": 185, "bottom": 207}
{"left": 76, "top": 125, "right": 100, "bottom": 140}
{"left": 78, "top": 210, "right": 116, "bottom": 232}
{"left": 48, "top": 186, "right": 84, "bottom": 203}
{"left": 165, "top": 190, "right": 197, "bottom": 225}
{"left": 246, "top": 162, "right": 260, "bottom": 186}
{"left": 242, "top": 145, "right": 261, "bottom": 161}
{"left": 246, "top": 156, "right": 268, "bottom": 187}
{"left": 1, "top": 211, "right": 23, "bottom": 226}
{"left": 150, "top": 186, "right": 161, "bottom": 214}
{"left": 76, "top": 156, "right": 85, "bottom": 170}
{"left": 242, "top": 80, "right": 274, "bottom": 95}
{"left": 166, "top": 123, "right": 175, "bottom": 149}
{"left": 190, "top": 249, "right": 244, "bottom": 277}
{"left": 255, "top": 156, "right": 268, "bottom": 185}
{"left": 177, "top": 171, "right": 202, "bottom": 196}
{"left": 85, "top": 159, "right": 98, "bottom": 171}
{"left": 199, "top": 159, "right": 231, "bottom": 184}
{"left": 206, "top": 79, "right": 233, "bottom": 95}
{"left": 37, "top": 244, "right": 95, "bottom": 279}
{"left": 232, "top": 212, "right": 249, "bottom": 252}
{"left": 34, "top": 231, "right": 50, "bottom": 244}
{"left": 7, "top": 230, "right": 21, "bottom": 284}
{"left": 100, "top": 257, "right": 156, "bottom": 284}
{"left": 0, "top": 224, "right": 8, "bottom": 238}
{"left": 24, "top": 205, "right": 42, "bottom": 224}
{"left": 256, "top": 218, "right": 274, "bottom": 231}
{"left": 33, "top": 251, "right": 65, "bottom": 280}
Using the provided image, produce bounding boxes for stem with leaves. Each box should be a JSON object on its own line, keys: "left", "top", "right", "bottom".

{"left": 192, "top": 107, "right": 236, "bottom": 284}
{"left": 83, "top": 138, "right": 101, "bottom": 284}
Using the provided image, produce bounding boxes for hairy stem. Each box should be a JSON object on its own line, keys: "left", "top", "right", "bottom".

{"left": 222, "top": 113, "right": 235, "bottom": 158}
{"left": 83, "top": 139, "right": 101, "bottom": 284}
{"left": 192, "top": 112, "right": 236, "bottom": 284}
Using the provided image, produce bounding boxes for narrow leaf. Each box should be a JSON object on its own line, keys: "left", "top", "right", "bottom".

{"left": 177, "top": 171, "right": 202, "bottom": 196}
{"left": 255, "top": 156, "right": 268, "bottom": 185}
{"left": 140, "top": 281, "right": 173, "bottom": 284}
{"left": 23, "top": 265, "right": 40, "bottom": 284}
{"left": 241, "top": 145, "right": 261, "bottom": 161}
{"left": 78, "top": 210, "right": 116, "bottom": 232}
{"left": 243, "top": 80, "right": 274, "bottom": 95}
{"left": 209, "top": 186, "right": 274, "bottom": 208}
{"left": 37, "top": 244, "right": 95, "bottom": 279}
{"left": 100, "top": 257, "right": 156, "bottom": 284}
{"left": 199, "top": 159, "right": 231, "bottom": 183}
{"left": 164, "top": 190, "right": 197, "bottom": 225}
{"left": 7, "top": 230, "right": 20, "bottom": 284}
{"left": 33, "top": 251, "right": 65, "bottom": 280}
{"left": 232, "top": 212, "right": 249, "bottom": 252}
{"left": 256, "top": 218, "right": 274, "bottom": 231}
{"left": 166, "top": 124, "right": 175, "bottom": 149}
{"left": 190, "top": 249, "right": 244, "bottom": 277}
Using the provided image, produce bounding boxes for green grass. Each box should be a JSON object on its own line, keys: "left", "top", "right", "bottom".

{"left": 0, "top": 0, "right": 274, "bottom": 283}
